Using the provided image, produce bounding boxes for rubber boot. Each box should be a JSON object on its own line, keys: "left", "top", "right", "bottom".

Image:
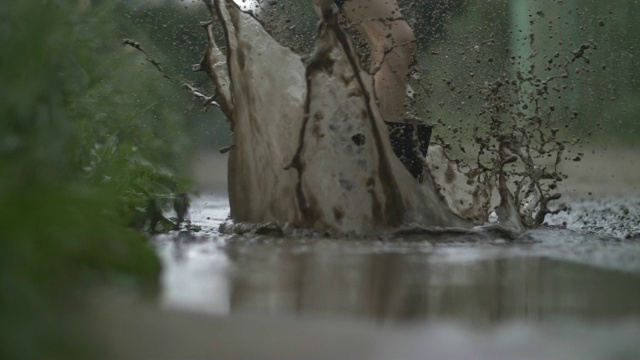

{"left": 385, "top": 121, "right": 433, "bottom": 181}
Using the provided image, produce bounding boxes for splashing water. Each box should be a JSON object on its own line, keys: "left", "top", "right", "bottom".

{"left": 196, "top": 0, "right": 593, "bottom": 234}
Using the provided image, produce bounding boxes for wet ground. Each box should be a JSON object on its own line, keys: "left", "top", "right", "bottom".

{"left": 93, "top": 148, "right": 640, "bottom": 359}
{"left": 157, "top": 195, "right": 640, "bottom": 316}
{"left": 124, "top": 192, "right": 638, "bottom": 359}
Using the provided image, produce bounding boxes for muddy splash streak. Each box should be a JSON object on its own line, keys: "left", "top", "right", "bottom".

{"left": 403, "top": 1, "right": 601, "bottom": 228}
{"left": 455, "top": 40, "right": 598, "bottom": 228}
{"left": 200, "top": 0, "right": 527, "bottom": 234}
{"left": 291, "top": 7, "right": 406, "bottom": 229}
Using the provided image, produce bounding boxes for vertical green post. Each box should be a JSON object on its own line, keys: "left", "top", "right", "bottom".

{"left": 510, "top": 0, "right": 533, "bottom": 115}
{"left": 565, "top": 0, "right": 580, "bottom": 111}
{"left": 510, "top": 0, "right": 533, "bottom": 76}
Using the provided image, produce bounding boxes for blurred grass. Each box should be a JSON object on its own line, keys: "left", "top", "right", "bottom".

{"left": 0, "top": 1, "right": 195, "bottom": 358}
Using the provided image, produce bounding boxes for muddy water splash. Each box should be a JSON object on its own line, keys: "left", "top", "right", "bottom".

{"left": 451, "top": 41, "right": 597, "bottom": 228}
{"left": 387, "top": 1, "right": 604, "bottom": 230}
{"left": 197, "top": 0, "right": 558, "bottom": 234}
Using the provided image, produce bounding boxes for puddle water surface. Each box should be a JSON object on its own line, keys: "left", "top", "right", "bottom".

{"left": 146, "top": 195, "right": 640, "bottom": 359}
{"left": 155, "top": 195, "right": 640, "bottom": 320}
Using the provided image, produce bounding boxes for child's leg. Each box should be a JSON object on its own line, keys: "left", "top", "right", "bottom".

{"left": 341, "top": 0, "right": 416, "bottom": 122}
{"left": 342, "top": 0, "right": 432, "bottom": 181}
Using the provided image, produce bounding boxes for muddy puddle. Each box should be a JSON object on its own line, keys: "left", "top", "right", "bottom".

{"left": 120, "top": 1, "right": 640, "bottom": 357}
{"left": 142, "top": 194, "right": 640, "bottom": 359}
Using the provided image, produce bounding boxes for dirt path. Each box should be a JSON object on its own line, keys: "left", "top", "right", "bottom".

{"left": 191, "top": 147, "right": 640, "bottom": 197}
{"left": 557, "top": 147, "right": 640, "bottom": 197}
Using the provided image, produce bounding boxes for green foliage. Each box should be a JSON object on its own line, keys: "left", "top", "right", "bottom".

{"left": 0, "top": 0, "right": 194, "bottom": 358}
{"left": 123, "top": 0, "right": 232, "bottom": 149}
{"left": 0, "top": 184, "right": 161, "bottom": 359}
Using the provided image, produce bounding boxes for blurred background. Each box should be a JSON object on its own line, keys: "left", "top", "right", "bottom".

{"left": 1, "top": 0, "right": 639, "bottom": 358}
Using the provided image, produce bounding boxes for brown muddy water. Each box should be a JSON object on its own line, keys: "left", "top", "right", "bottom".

{"left": 113, "top": 189, "right": 638, "bottom": 359}
{"left": 88, "top": 150, "right": 640, "bottom": 359}
{"left": 157, "top": 195, "right": 640, "bottom": 316}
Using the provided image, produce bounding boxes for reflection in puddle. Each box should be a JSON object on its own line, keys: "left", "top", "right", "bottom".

{"left": 156, "top": 236, "right": 231, "bottom": 314}
{"left": 155, "top": 196, "right": 232, "bottom": 314}
{"left": 156, "top": 197, "right": 640, "bottom": 323}
{"left": 182, "top": 243, "right": 640, "bottom": 323}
